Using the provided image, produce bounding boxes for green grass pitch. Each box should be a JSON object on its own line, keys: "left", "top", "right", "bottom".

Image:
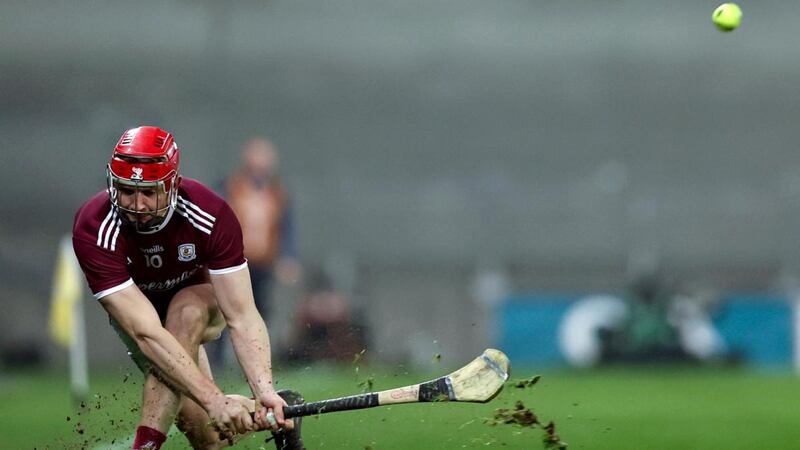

{"left": 3, "top": 363, "right": 800, "bottom": 449}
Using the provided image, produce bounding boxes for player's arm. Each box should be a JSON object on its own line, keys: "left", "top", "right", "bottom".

{"left": 99, "top": 284, "right": 252, "bottom": 433}
{"left": 210, "top": 266, "right": 288, "bottom": 430}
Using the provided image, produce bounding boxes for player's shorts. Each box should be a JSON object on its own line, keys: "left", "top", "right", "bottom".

{"left": 110, "top": 277, "right": 215, "bottom": 374}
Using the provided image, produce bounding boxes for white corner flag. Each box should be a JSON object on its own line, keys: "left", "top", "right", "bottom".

{"left": 49, "top": 235, "right": 89, "bottom": 401}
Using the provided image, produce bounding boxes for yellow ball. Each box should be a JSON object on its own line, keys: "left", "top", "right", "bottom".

{"left": 712, "top": 3, "right": 742, "bottom": 32}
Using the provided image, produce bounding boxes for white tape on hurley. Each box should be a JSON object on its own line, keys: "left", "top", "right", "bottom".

{"left": 266, "top": 410, "right": 278, "bottom": 427}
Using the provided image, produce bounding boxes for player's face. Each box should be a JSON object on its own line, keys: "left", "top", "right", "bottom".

{"left": 115, "top": 183, "right": 170, "bottom": 225}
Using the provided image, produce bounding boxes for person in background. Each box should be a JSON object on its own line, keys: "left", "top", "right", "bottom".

{"left": 601, "top": 270, "right": 689, "bottom": 363}
{"left": 226, "top": 137, "right": 302, "bottom": 321}
{"left": 286, "top": 267, "right": 366, "bottom": 364}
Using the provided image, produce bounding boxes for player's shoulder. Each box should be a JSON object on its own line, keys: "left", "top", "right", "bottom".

{"left": 178, "top": 178, "right": 227, "bottom": 209}
{"left": 73, "top": 190, "right": 114, "bottom": 239}
{"left": 176, "top": 178, "right": 233, "bottom": 226}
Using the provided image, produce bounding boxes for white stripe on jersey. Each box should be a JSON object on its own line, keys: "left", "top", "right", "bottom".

{"left": 208, "top": 261, "right": 248, "bottom": 275}
{"left": 110, "top": 218, "right": 122, "bottom": 251}
{"left": 102, "top": 211, "right": 117, "bottom": 249}
{"left": 98, "top": 210, "right": 121, "bottom": 251}
{"left": 177, "top": 203, "right": 214, "bottom": 228}
{"left": 176, "top": 196, "right": 217, "bottom": 235}
{"left": 177, "top": 197, "right": 216, "bottom": 223}
{"left": 176, "top": 205, "right": 213, "bottom": 235}
{"left": 93, "top": 278, "right": 134, "bottom": 300}
{"left": 96, "top": 208, "right": 114, "bottom": 246}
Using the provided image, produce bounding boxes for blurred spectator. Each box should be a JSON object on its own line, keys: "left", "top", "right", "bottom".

{"left": 601, "top": 271, "right": 736, "bottom": 364}
{"left": 624, "top": 272, "right": 682, "bottom": 356}
{"left": 226, "top": 137, "right": 302, "bottom": 318}
{"left": 210, "top": 137, "right": 302, "bottom": 368}
{"left": 285, "top": 267, "right": 367, "bottom": 364}
{"left": 561, "top": 273, "right": 736, "bottom": 368}
{"left": 598, "top": 271, "right": 691, "bottom": 363}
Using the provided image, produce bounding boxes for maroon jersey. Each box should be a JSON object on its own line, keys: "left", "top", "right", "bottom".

{"left": 73, "top": 178, "right": 246, "bottom": 302}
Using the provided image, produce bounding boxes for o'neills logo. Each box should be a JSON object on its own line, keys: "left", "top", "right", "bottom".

{"left": 140, "top": 244, "right": 165, "bottom": 254}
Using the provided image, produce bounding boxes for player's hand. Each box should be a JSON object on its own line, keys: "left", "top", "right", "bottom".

{"left": 253, "top": 390, "right": 294, "bottom": 432}
{"left": 207, "top": 393, "right": 254, "bottom": 442}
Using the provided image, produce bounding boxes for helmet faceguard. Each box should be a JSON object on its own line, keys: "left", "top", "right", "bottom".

{"left": 106, "top": 126, "right": 180, "bottom": 232}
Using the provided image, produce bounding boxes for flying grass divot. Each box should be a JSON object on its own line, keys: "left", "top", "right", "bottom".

{"left": 485, "top": 375, "right": 568, "bottom": 449}
{"left": 512, "top": 375, "right": 541, "bottom": 388}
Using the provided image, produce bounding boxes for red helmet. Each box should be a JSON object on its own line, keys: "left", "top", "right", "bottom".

{"left": 106, "top": 126, "right": 181, "bottom": 229}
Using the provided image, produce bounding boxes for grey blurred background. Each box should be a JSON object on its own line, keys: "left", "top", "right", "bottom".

{"left": 1, "top": 0, "right": 798, "bottom": 368}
